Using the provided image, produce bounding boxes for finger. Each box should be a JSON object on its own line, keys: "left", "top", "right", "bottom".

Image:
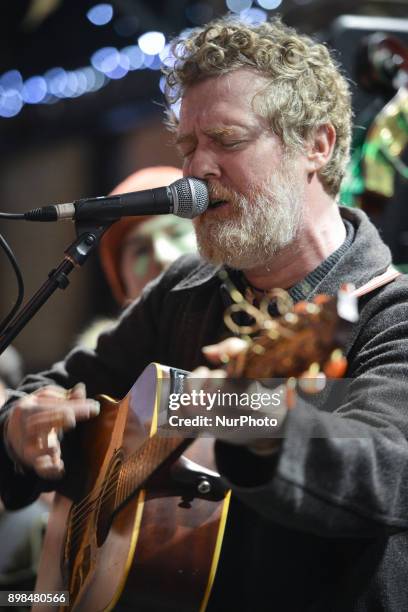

{"left": 186, "top": 368, "right": 226, "bottom": 400}
{"left": 202, "top": 337, "right": 248, "bottom": 364}
{"left": 35, "top": 430, "right": 61, "bottom": 456}
{"left": 23, "top": 434, "right": 61, "bottom": 465}
{"left": 71, "top": 398, "right": 100, "bottom": 421}
{"left": 33, "top": 454, "right": 65, "bottom": 480}
{"left": 19, "top": 393, "right": 41, "bottom": 409}
{"left": 68, "top": 382, "right": 87, "bottom": 400}
{"left": 205, "top": 368, "right": 227, "bottom": 379}
{"left": 45, "top": 428, "right": 60, "bottom": 451}
{"left": 32, "top": 385, "right": 69, "bottom": 400}
{"left": 26, "top": 407, "right": 76, "bottom": 434}
{"left": 189, "top": 366, "right": 211, "bottom": 378}
{"left": 25, "top": 399, "right": 100, "bottom": 435}
{"left": 186, "top": 367, "right": 212, "bottom": 398}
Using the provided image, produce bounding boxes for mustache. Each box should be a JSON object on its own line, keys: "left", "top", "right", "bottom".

{"left": 207, "top": 183, "right": 241, "bottom": 202}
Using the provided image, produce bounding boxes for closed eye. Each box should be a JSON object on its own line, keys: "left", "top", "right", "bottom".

{"left": 221, "top": 141, "right": 245, "bottom": 149}
{"left": 178, "top": 147, "right": 195, "bottom": 159}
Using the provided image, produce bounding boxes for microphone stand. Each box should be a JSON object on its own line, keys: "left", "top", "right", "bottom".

{"left": 0, "top": 219, "right": 114, "bottom": 355}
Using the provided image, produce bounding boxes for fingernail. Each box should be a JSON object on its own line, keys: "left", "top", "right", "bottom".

{"left": 202, "top": 345, "right": 216, "bottom": 353}
{"left": 90, "top": 400, "right": 100, "bottom": 414}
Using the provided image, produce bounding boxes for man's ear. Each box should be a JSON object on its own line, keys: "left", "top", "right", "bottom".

{"left": 305, "top": 123, "right": 336, "bottom": 173}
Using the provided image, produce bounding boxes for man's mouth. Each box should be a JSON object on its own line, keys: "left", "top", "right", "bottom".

{"left": 209, "top": 199, "right": 228, "bottom": 209}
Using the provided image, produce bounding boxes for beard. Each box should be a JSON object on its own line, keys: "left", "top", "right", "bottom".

{"left": 193, "top": 159, "right": 305, "bottom": 270}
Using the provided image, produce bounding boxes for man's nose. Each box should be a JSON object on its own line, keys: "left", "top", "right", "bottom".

{"left": 185, "top": 148, "right": 221, "bottom": 180}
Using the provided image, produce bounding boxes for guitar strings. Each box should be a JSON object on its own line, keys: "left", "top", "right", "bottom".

{"left": 67, "top": 439, "right": 157, "bottom": 540}
{"left": 66, "top": 435, "right": 182, "bottom": 546}
{"left": 67, "top": 463, "right": 126, "bottom": 552}
{"left": 67, "top": 453, "right": 152, "bottom": 548}
{"left": 67, "top": 450, "right": 168, "bottom": 551}
{"left": 70, "top": 427, "right": 169, "bottom": 520}
{"left": 68, "top": 438, "right": 158, "bottom": 532}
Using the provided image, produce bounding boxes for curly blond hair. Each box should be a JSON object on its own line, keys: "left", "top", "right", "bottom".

{"left": 163, "top": 17, "right": 353, "bottom": 196}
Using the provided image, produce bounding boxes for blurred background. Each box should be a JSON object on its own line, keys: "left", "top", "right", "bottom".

{"left": 0, "top": 0, "right": 407, "bottom": 374}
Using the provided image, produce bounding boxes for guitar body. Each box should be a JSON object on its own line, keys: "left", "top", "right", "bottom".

{"left": 35, "top": 363, "right": 230, "bottom": 612}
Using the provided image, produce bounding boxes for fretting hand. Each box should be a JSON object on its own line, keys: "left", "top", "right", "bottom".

{"left": 179, "top": 338, "right": 287, "bottom": 452}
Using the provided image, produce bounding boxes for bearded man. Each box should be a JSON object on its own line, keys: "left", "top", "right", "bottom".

{"left": 1, "top": 17, "right": 408, "bottom": 612}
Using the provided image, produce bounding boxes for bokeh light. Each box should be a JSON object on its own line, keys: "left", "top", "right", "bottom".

{"left": 104, "top": 53, "right": 130, "bottom": 79}
{"left": 86, "top": 3, "right": 113, "bottom": 26}
{"left": 63, "top": 72, "right": 79, "bottom": 97}
{"left": 0, "top": 26, "right": 172, "bottom": 118}
{"left": 122, "top": 46, "right": 145, "bottom": 70}
{"left": 256, "top": 0, "right": 282, "bottom": 8}
{"left": 22, "top": 76, "right": 47, "bottom": 103}
{"left": 240, "top": 7, "right": 267, "bottom": 23}
{"left": 0, "top": 89, "right": 23, "bottom": 117}
{"left": 226, "top": 0, "right": 252, "bottom": 13}
{"left": 0, "top": 70, "right": 23, "bottom": 92}
{"left": 138, "top": 31, "right": 166, "bottom": 56}
{"left": 72, "top": 71, "right": 88, "bottom": 96}
{"left": 85, "top": 68, "right": 106, "bottom": 92}
{"left": 91, "top": 47, "right": 121, "bottom": 74}
{"left": 45, "top": 68, "right": 68, "bottom": 98}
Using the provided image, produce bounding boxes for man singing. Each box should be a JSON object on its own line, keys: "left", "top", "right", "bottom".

{"left": 1, "top": 17, "right": 408, "bottom": 611}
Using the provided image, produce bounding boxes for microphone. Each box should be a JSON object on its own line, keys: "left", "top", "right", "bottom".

{"left": 23, "top": 177, "right": 209, "bottom": 222}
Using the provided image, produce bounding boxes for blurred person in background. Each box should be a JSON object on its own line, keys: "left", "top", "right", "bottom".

{"left": 340, "top": 33, "right": 408, "bottom": 265}
{"left": 100, "top": 165, "right": 196, "bottom": 306}
{"left": 78, "top": 165, "right": 196, "bottom": 349}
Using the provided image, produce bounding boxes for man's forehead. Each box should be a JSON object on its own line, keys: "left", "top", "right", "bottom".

{"left": 182, "top": 71, "right": 267, "bottom": 109}
{"left": 177, "top": 69, "right": 270, "bottom": 134}
{"left": 203, "top": 68, "right": 269, "bottom": 91}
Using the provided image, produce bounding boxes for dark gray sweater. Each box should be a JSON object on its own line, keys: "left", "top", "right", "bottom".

{"left": 1, "top": 207, "right": 408, "bottom": 611}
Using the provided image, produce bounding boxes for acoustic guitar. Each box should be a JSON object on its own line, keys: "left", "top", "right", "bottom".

{"left": 34, "top": 289, "right": 356, "bottom": 611}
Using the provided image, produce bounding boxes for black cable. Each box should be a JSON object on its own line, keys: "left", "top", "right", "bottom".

{"left": 0, "top": 231, "right": 24, "bottom": 334}
{"left": 0, "top": 212, "right": 25, "bottom": 220}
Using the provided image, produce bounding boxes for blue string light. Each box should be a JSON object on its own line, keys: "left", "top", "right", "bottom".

{"left": 0, "top": 29, "right": 172, "bottom": 119}
{"left": 256, "top": 0, "right": 282, "bottom": 9}
{"left": 0, "top": 89, "right": 23, "bottom": 118}
{"left": 226, "top": 0, "right": 253, "bottom": 13}
{"left": 86, "top": 3, "right": 114, "bottom": 26}
{"left": 240, "top": 7, "right": 268, "bottom": 23}
{"left": 138, "top": 32, "right": 166, "bottom": 56}
{"left": 22, "top": 76, "right": 47, "bottom": 103}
